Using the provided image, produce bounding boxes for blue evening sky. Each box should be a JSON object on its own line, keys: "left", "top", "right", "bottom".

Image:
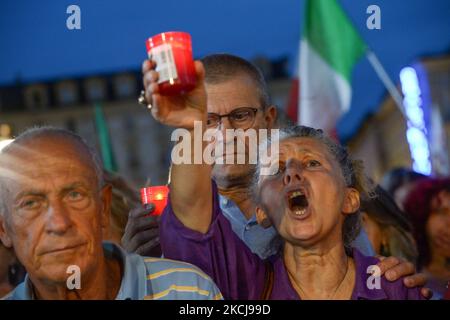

{"left": 0, "top": 0, "right": 449, "bottom": 139}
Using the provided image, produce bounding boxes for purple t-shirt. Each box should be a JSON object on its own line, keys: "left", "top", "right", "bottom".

{"left": 160, "top": 181, "right": 424, "bottom": 300}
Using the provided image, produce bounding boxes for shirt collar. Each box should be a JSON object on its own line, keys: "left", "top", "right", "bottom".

{"left": 8, "top": 242, "right": 147, "bottom": 300}
{"left": 270, "top": 254, "right": 300, "bottom": 300}
{"left": 5, "top": 274, "right": 34, "bottom": 300}
{"left": 218, "top": 194, "right": 258, "bottom": 224}
{"left": 104, "top": 242, "right": 147, "bottom": 300}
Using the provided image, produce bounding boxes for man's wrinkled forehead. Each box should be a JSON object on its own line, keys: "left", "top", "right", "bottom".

{"left": 0, "top": 138, "right": 98, "bottom": 188}
{"left": 205, "top": 75, "right": 261, "bottom": 112}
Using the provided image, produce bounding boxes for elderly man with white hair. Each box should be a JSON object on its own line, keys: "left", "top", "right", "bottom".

{"left": 0, "top": 127, "right": 222, "bottom": 300}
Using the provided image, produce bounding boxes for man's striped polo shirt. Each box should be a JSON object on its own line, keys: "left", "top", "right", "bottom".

{"left": 3, "top": 242, "right": 223, "bottom": 300}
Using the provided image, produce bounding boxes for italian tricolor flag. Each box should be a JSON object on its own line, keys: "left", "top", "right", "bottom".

{"left": 299, "top": 0, "right": 367, "bottom": 134}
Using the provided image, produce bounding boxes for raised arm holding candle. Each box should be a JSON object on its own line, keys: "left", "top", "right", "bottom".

{"left": 143, "top": 58, "right": 213, "bottom": 233}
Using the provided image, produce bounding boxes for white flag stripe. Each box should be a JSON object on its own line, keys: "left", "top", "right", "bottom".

{"left": 299, "top": 40, "right": 351, "bottom": 131}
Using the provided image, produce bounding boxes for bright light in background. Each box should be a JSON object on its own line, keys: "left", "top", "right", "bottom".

{"left": 400, "top": 67, "right": 431, "bottom": 175}
{"left": 0, "top": 139, "right": 14, "bottom": 152}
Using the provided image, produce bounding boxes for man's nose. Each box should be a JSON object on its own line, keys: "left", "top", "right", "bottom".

{"left": 218, "top": 117, "right": 234, "bottom": 133}
{"left": 44, "top": 202, "right": 72, "bottom": 234}
{"left": 283, "top": 160, "right": 304, "bottom": 185}
{"left": 216, "top": 118, "right": 236, "bottom": 146}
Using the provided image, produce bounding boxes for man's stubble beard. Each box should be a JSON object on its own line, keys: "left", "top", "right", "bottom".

{"left": 212, "top": 163, "right": 256, "bottom": 190}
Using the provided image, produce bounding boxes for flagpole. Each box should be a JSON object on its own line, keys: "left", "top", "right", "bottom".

{"left": 365, "top": 50, "right": 409, "bottom": 121}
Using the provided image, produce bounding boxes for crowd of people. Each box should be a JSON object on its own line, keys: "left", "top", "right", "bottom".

{"left": 0, "top": 54, "right": 448, "bottom": 300}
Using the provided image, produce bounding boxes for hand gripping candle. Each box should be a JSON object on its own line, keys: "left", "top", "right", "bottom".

{"left": 146, "top": 31, "right": 197, "bottom": 96}
{"left": 140, "top": 186, "right": 169, "bottom": 216}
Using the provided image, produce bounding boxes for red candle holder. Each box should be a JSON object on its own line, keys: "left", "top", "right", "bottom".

{"left": 146, "top": 31, "right": 197, "bottom": 96}
{"left": 140, "top": 186, "right": 169, "bottom": 216}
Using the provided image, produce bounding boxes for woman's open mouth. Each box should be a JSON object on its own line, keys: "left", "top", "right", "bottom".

{"left": 287, "top": 190, "right": 309, "bottom": 217}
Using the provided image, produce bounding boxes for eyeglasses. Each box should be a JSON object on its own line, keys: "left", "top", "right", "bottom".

{"left": 206, "top": 107, "right": 259, "bottom": 130}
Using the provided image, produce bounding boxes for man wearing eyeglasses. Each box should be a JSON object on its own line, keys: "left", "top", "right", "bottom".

{"left": 200, "top": 55, "right": 281, "bottom": 259}
{"left": 125, "top": 54, "right": 280, "bottom": 259}
{"left": 124, "top": 53, "right": 431, "bottom": 299}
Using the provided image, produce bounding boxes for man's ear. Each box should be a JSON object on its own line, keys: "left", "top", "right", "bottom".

{"left": 264, "top": 105, "right": 278, "bottom": 129}
{"left": 342, "top": 187, "right": 360, "bottom": 215}
{"left": 0, "top": 213, "right": 13, "bottom": 248}
{"left": 99, "top": 184, "right": 112, "bottom": 231}
{"left": 256, "top": 206, "right": 272, "bottom": 229}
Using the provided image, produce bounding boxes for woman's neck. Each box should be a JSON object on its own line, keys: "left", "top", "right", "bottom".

{"left": 283, "top": 240, "right": 355, "bottom": 300}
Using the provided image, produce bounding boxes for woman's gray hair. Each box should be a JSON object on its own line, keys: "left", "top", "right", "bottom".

{"left": 253, "top": 125, "right": 375, "bottom": 249}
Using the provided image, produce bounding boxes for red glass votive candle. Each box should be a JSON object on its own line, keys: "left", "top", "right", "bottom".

{"left": 146, "top": 31, "right": 197, "bottom": 96}
{"left": 140, "top": 186, "right": 170, "bottom": 216}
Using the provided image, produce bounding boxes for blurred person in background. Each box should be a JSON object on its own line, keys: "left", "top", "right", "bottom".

{"left": 404, "top": 178, "right": 450, "bottom": 299}
{"left": 444, "top": 282, "right": 450, "bottom": 300}
{"left": 0, "top": 244, "right": 25, "bottom": 298}
{"left": 380, "top": 167, "right": 427, "bottom": 210}
{"left": 103, "top": 170, "right": 138, "bottom": 245}
{"left": 103, "top": 170, "right": 162, "bottom": 257}
{"left": 361, "top": 185, "right": 418, "bottom": 264}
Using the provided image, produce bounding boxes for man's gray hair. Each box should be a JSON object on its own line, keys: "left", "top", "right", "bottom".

{"left": 0, "top": 126, "right": 104, "bottom": 217}
{"left": 201, "top": 53, "right": 271, "bottom": 109}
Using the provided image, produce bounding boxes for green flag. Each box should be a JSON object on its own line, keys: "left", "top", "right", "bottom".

{"left": 94, "top": 103, "right": 118, "bottom": 172}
